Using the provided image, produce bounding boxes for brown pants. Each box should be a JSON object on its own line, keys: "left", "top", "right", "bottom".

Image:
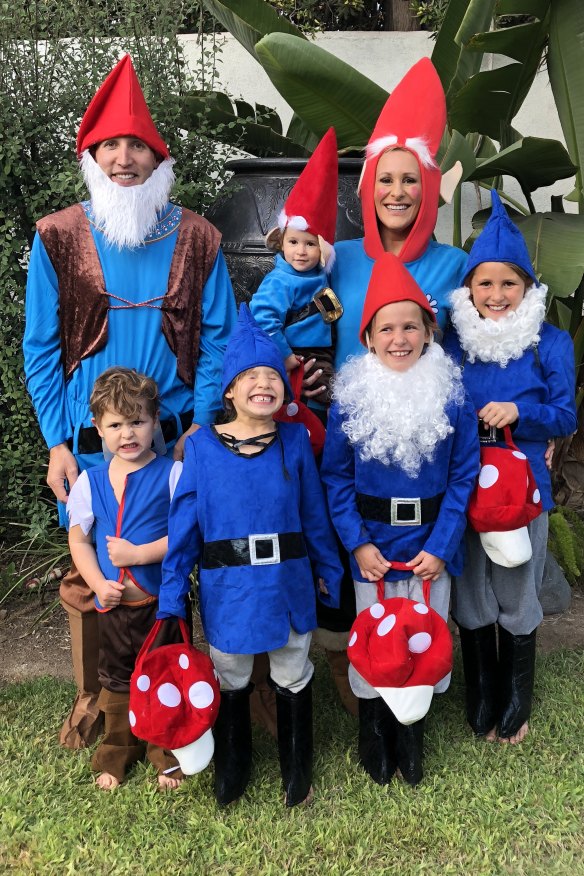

{"left": 59, "top": 561, "right": 103, "bottom": 750}
{"left": 91, "top": 689, "right": 181, "bottom": 783}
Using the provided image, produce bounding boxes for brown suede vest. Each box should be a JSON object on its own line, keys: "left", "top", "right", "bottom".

{"left": 36, "top": 204, "right": 221, "bottom": 388}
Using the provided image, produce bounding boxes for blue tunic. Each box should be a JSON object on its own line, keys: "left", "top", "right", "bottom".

{"left": 158, "top": 422, "right": 343, "bottom": 654}
{"left": 321, "top": 398, "right": 480, "bottom": 582}
{"left": 331, "top": 238, "right": 467, "bottom": 368}
{"left": 249, "top": 253, "right": 332, "bottom": 359}
{"left": 443, "top": 323, "right": 577, "bottom": 510}
{"left": 85, "top": 454, "right": 175, "bottom": 609}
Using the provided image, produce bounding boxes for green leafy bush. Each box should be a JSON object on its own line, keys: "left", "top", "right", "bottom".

{"left": 0, "top": 0, "right": 228, "bottom": 540}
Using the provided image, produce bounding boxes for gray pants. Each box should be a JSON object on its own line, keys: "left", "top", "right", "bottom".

{"left": 451, "top": 513, "right": 548, "bottom": 636}
{"left": 210, "top": 628, "right": 313, "bottom": 694}
{"left": 349, "top": 571, "right": 452, "bottom": 699}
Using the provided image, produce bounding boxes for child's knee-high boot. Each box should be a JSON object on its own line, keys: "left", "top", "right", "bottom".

{"left": 269, "top": 676, "right": 313, "bottom": 807}
{"left": 457, "top": 624, "right": 498, "bottom": 736}
{"left": 357, "top": 697, "right": 397, "bottom": 785}
{"left": 213, "top": 683, "right": 253, "bottom": 806}
{"left": 497, "top": 626, "right": 537, "bottom": 739}
{"left": 395, "top": 718, "right": 425, "bottom": 786}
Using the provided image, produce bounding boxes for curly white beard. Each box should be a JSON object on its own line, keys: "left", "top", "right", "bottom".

{"left": 333, "top": 343, "right": 465, "bottom": 477}
{"left": 80, "top": 150, "right": 176, "bottom": 249}
{"left": 449, "top": 284, "right": 546, "bottom": 366}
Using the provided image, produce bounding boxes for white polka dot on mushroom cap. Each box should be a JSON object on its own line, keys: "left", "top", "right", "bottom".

{"left": 129, "top": 710, "right": 136, "bottom": 728}
{"left": 157, "top": 682, "right": 181, "bottom": 708}
{"left": 349, "top": 631, "right": 357, "bottom": 647}
{"left": 533, "top": 488, "right": 540, "bottom": 504}
{"left": 513, "top": 450, "right": 527, "bottom": 460}
{"left": 413, "top": 603, "right": 429, "bottom": 614}
{"left": 189, "top": 681, "right": 215, "bottom": 710}
{"left": 179, "top": 653, "right": 189, "bottom": 670}
{"left": 377, "top": 614, "right": 396, "bottom": 637}
{"left": 479, "top": 464, "right": 499, "bottom": 489}
{"left": 370, "top": 603, "right": 385, "bottom": 619}
{"left": 137, "top": 674, "right": 150, "bottom": 692}
{"left": 408, "top": 632, "right": 432, "bottom": 654}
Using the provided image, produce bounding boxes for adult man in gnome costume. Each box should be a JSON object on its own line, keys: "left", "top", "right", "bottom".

{"left": 23, "top": 54, "right": 236, "bottom": 750}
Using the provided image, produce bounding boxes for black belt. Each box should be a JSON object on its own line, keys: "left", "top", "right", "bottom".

{"left": 202, "top": 532, "right": 306, "bottom": 569}
{"left": 68, "top": 410, "right": 193, "bottom": 455}
{"left": 284, "top": 288, "right": 342, "bottom": 327}
{"left": 356, "top": 492, "right": 444, "bottom": 526}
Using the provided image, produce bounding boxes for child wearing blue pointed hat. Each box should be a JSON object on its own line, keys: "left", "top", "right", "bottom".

{"left": 443, "top": 190, "right": 577, "bottom": 745}
{"left": 158, "top": 304, "right": 342, "bottom": 807}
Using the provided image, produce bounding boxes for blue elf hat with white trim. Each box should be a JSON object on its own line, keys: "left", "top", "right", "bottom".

{"left": 221, "top": 304, "right": 293, "bottom": 401}
{"left": 464, "top": 189, "right": 538, "bottom": 286}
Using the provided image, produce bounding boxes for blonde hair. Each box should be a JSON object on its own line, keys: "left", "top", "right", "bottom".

{"left": 90, "top": 367, "right": 159, "bottom": 423}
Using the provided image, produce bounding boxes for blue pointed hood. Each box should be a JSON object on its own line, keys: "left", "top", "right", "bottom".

{"left": 464, "top": 189, "right": 538, "bottom": 286}
{"left": 221, "top": 304, "right": 293, "bottom": 401}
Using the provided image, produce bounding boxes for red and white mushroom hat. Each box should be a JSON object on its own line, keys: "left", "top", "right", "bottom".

{"left": 129, "top": 620, "right": 220, "bottom": 774}
{"left": 348, "top": 596, "right": 452, "bottom": 724}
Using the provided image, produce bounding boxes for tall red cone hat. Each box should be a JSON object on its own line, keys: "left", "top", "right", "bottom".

{"left": 359, "top": 58, "right": 446, "bottom": 264}
{"left": 77, "top": 54, "right": 169, "bottom": 159}
{"left": 278, "top": 127, "right": 338, "bottom": 253}
{"left": 359, "top": 251, "right": 436, "bottom": 346}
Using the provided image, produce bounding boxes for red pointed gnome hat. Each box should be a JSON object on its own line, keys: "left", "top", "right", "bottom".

{"left": 359, "top": 58, "right": 446, "bottom": 264}
{"left": 77, "top": 54, "right": 169, "bottom": 159}
{"left": 348, "top": 596, "right": 452, "bottom": 724}
{"left": 129, "top": 620, "right": 220, "bottom": 775}
{"left": 278, "top": 127, "right": 338, "bottom": 250}
{"left": 359, "top": 251, "right": 436, "bottom": 346}
{"left": 274, "top": 357, "right": 326, "bottom": 456}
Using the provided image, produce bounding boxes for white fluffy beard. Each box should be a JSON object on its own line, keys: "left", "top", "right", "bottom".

{"left": 450, "top": 284, "right": 546, "bottom": 366}
{"left": 80, "top": 150, "right": 176, "bottom": 249}
{"left": 333, "top": 343, "right": 465, "bottom": 477}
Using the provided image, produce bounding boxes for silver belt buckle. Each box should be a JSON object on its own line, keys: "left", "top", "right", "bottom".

{"left": 480, "top": 424, "right": 499, "bottom": 444}
{"left": 390, "top": 497, "right": 422, "bottom": 526}
{"left": 249, "top": 533, "right": 280, "bottom": 565}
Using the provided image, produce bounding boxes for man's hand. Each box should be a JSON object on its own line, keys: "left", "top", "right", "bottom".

{"left": 478, "top": 401, "right": 518, "bottom": 429}
{"left": 353, "top": 543, "right": 392, "bottom": 582}
{"left": 106, "top": 536, "right": 139, "bottom": 568}
{"left": 406, "top": 551, "right": 445, "bottom": 581}
{"left": 173, "top": 423, "right": 200, "bottom": 461}
{"left": 93, "top": 578, "right": 125, "bottom": 609}
{"left": 48, "top": 442, "right": 79, "bottom": 503}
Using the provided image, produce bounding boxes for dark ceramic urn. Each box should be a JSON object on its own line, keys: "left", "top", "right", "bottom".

{"left": 205, "top": 157, "right": 364, "bottom": 305}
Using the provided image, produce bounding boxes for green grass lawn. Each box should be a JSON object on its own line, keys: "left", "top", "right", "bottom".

{"left": 1, "top": 649, "right": 583, "bottom": 876}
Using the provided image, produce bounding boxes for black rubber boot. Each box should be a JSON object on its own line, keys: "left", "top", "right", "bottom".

{"left": 457, "top": 624, "right": 498, "bottom": 736}
{"left": 395, "top": 718, "right": 425, "bottom": 786}
{"left": 498, "top": 626, "right": 537, "bottom": 740}
{"left": 358, "top": 697, "right": 397, "bottom": 785}
{"left": 213, "top": 683, "right": 254, "bottom": 807}
{"left": 269, "top": 676, "right": 313, "bottom": 807}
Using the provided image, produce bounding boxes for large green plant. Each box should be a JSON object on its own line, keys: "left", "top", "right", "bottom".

{"left": 0, "top": 0, "right": 228, "bottom": 539}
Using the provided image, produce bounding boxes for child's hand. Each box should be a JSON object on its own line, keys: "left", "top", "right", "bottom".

{"left": 106, "top": 536, "right": 139, "bottom": 567}
{"left": 478, "top": 401, "right": 518, "bottom": 428}
{"left": 318, "top": 577, "right": 329, "bottom": 595}
{"left": 284, "top": 353, "right": 301, "bottom": 372}
{"left": 301, "top": 358, "right": 326, "bottom": 399}
{"left": 353, "top": 543, "right": 391, "bottom": 582}
{"left": 406, "top": 551, "right": 445, "bottom": 581}
{"left": 94, "top": 578, "right": 125, "bottom": 609}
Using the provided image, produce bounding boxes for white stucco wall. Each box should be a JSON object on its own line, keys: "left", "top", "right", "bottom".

{"left": 180, "top": 32, "right": 574, "bottom": 242}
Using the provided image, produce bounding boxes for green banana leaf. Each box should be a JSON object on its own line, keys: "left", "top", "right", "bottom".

{"left": 437, "top": 128, "right": 477, "bottom": 179}
{"left": 467, "top": 137, "right": 576, "bottom": 192}
{"left": 548, "top": 0, "right": 584, "bottom": 211}
{"left": 181, "top": 91, "right": 307, "bottom": 157}
{"left": 255, "top": 33, "right": 387, "bottom": 149}
{"left": 432, "top": 0, "right": 497, "bottom": 107}
{"left": 201, "top": 0, "right": 305, "bottom": 61}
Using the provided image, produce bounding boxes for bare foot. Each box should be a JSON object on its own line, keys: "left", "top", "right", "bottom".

{"left": 498, "top": 722, "right": 529, "bottom": 745}
{"left": 96, "top": 772, "right": 120, "bottom": 790}
{"left": 158, "top": 773, "right": 184, "bottom": 790}
{"left": 485, "top": 726, "right": 498, "bottom": 742}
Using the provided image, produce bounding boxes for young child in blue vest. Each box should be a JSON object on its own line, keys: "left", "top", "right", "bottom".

{"left": 250, "top": 127, "right": 341, "bottom": 405}
{"left": 443, "top": 190, "right": 577, "bottom": 745}
{"left": 67, "top": 366, "right": 184, "bottom": 790}
{"left": 157, "top": 305, "right": 343, "bottom": 808}
{"left": 321, "top": 252, "right": 479, "bottom": 786}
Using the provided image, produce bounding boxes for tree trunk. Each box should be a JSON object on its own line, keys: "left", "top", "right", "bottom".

{"left": 382, "top": 0, "right": 421, "bottom": 31}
